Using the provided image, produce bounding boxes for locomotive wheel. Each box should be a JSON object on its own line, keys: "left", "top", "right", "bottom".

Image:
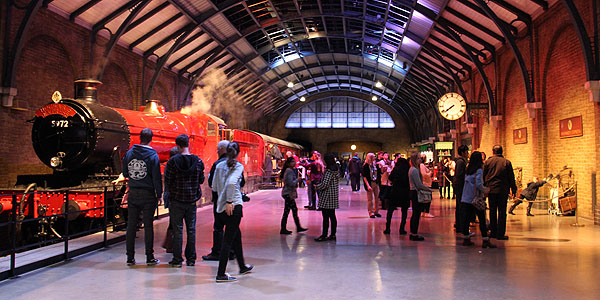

{"left": 60, "top": 200, "right": 83, "bottom": 221}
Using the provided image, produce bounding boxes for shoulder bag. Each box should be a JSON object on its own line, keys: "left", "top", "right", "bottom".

{"left": 417, "top": 189, "right": 432, "bottom": 203}
{"left": 472, "top": 174, "right": 486, "bottom": 211}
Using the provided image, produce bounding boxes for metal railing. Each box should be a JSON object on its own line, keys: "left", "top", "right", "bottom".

{"left": 0, "top": 184, "right": 127, "bottom": 280}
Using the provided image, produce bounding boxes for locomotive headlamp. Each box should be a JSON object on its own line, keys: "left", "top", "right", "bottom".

{"left": 50, "top": 156, "right": 62, "bottom": 168}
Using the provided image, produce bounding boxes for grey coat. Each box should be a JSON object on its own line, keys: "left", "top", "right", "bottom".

{"left": 281, "top": 168, "right": 299, "bottom": 199}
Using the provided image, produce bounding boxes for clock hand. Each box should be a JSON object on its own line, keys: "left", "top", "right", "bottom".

{"left": 443, "top": 104, "right": 455, "bottom": 113}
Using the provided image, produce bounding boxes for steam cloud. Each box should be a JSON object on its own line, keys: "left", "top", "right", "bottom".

{"left": 181, "top": 69, "right": 256, "bottom": 128}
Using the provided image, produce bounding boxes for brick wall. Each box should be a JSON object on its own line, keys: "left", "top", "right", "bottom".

{"left": 466, "top": 0, "right": 599, "bottom": 222}
{"left": 0, "top": 7, "right": 188, "bottom": 186}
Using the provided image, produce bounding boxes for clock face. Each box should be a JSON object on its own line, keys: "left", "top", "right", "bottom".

{"left": 438, "top": 92, "right": 466, "bottom": 120}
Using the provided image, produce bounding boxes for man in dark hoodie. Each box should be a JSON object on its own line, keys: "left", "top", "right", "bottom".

{"left": 123, "top": 128, "right": 162, "bottom": 266}
{"left": 165, "top": 134, "right": 205, "bottom": 267}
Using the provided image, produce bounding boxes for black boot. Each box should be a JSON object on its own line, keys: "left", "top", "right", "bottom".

{"left": 526, "top": 208, "right": 534, "bottom": 216}
{"left": 482, "top": 238, "right": 497, "bottom": 248}
{"left": 508, "top": 204, "right": 517, "bottom": 215}
{"left": 462, "top": 237, "right": 474, "bottom": 246}
{"left": 281, "top": 218, "right": 292, "bottom": 234}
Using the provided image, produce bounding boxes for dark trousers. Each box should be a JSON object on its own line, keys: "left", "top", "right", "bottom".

{"left": 169, "top": 200, "right": 197, "bottom": 264}
{"left": 281, "top": 195, "right": 301, "bottom": 230}
{"left": 510, "top": 198, "right": 533, "bottom": 213}
{"left": 350, "top": 173, "right": 361, "bottom": 191}
{"left": 321, "top": 209, "right": 337, "bottom": 237}
{"left": 217, "top": 205, "right": 246, "bottom": 276}
{"left": 385, "top": 202, "right": 408, "bottom": 233}
{"left": 409, "top": 190, "right": 424, "bottom": 234}
{"left": 162, "top": 219, "right": 173, "bottom": 252}
{"left": 488, "top": 193, "right": 509, "bottom": 238}
{"left": 423, "top": 202, "right": 431, "bottom": 213}
{"left": 126, "top": 189, "right": 157, "bottom": 259}
{"left": 454, "top": 188, "right": 463, "bottom": 232}
{"left": 459, "top": 203, "right": 488, "bottom": 237}
{"left": 210, "top": 203, "right": 227, "bottom": 256}
{"left": 379, "top": 185, "right": 389, "bottom": 210}
{"left": 307, "top": 182, "right": 317, "bottom": 207}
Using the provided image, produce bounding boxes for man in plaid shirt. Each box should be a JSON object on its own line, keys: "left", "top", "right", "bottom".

{"left": 165, "top": 134, "right": 205, "bottom": 267}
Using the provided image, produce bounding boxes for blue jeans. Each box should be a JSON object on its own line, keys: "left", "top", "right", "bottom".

{"left": 169, "top": 200, "right": 197, "bottom": 263}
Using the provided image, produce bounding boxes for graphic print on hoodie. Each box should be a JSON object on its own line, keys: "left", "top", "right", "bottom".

{"left": 164, "top": 153, "right": 205, "bottom": 203}
{"left": 122, "top": 144, "right": 162, "bottom": 198}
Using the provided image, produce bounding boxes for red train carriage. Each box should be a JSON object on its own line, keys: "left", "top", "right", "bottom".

{"left": 232, "top": 129, "right": 303, "bottom": 184}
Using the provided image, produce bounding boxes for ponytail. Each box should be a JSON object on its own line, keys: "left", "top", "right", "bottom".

{"left": 226, "top": 142, "right": 240, "bottom": 169}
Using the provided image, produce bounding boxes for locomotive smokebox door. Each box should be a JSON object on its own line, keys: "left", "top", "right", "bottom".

{"left": 32, "top": 101, "right": 90, "bottom": 170}
{"left": 31, "top": 80, "right": 130, "bottom": 174}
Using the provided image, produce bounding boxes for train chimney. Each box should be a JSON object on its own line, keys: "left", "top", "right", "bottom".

{"left": 74, "top": 79, "right": 102, "bottom": 102}
{"left": 143, "top": 100, "right": 163, "bottom": 115}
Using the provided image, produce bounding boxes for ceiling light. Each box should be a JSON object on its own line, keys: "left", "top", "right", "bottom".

{"left": 372, "top": 96, "right": 378, "bottom": 101}
{"left": 300, "top": 96, "right": 306, "bottom": 102}
{"left": 351, "top": 145, "right": 357, "bottom": 151}
{"left": 375, "top": 81, "right": 383, "bottom": 88}
{"left": 287, "top": 82, "right": 294, "bottom": 88}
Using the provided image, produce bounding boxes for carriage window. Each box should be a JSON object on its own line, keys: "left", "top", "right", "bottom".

{"left": 207, "top": 121, "right": 216, "bottom": 136}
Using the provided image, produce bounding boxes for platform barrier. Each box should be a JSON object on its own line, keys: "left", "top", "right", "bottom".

{"left": 0, "top": 185, "right": 133, "bottom": 281}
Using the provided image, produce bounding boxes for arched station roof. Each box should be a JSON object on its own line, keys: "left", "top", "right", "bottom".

{"left": 43, "top": 0, "right": 556, "bottom": 134}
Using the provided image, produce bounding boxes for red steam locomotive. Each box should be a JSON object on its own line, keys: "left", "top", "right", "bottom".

{"left": 0, "top": 79, "right": 302, "bottom": 247}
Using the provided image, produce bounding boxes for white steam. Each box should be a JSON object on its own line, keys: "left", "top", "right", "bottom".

{"left": 181, "top": 69, "right": 255, "bottom": 128}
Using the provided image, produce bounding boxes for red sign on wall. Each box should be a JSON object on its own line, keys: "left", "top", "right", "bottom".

{"left": 559, "top": 116, "right": 583, "bottom": 138}
{"left": 513, "top": 127, "right": 527, "bottom": 144}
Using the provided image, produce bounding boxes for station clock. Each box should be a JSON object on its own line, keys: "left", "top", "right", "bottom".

{"left": 437, "top": 92, "right": 466, "bottom": 120}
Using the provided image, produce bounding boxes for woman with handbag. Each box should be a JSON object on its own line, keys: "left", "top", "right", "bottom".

{"left": 212, "top": 142, "right": 253, "bottom": 282}
{"left": 280, "top": 157, "right": 308, "bottom": 234}
{"left": 408, "top": 152, "right": 433, "bottom": 241}
{"left": 460, "top": 151, "right": 495, "bottom": 248}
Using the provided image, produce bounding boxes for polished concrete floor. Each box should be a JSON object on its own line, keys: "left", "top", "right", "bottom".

{"left": 1, "top": 184, "right": 599, "bottom": 300}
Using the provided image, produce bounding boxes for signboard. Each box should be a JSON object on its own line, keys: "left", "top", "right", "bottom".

{"left": 513, "top": 128, "right": 527, "bottom": 144}
{"left": 435, "top": 141, "right": 454, "bottom": 150}
{"left": 419, "top": 144, "right": 432, "bottom": 152}
{"left": 559, "top": 116, "right": 583, "bottom": 138}
{"left": 35, "top": 103, "right": 77, "bottom": 118}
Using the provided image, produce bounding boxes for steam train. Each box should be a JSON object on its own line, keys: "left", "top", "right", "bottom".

{"left": 0, "top": 79, "right": 302, "bottom": 248}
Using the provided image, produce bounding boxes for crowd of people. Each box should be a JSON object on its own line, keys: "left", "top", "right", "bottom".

{"left": 122, "top": 129, "right": 251, "bottom": 282}
{"left": 121, "top": 128, "right": 523, "bottom": 282}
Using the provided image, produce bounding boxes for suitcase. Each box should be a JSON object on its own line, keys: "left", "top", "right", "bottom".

{"left": 559, "top": 196, "right": 577, "bottom": 214}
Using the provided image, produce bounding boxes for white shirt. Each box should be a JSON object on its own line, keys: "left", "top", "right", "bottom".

{"left": 213, "top": 160, "right": 244, "bottom": 213}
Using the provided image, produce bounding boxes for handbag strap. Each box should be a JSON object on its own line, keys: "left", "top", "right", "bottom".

{"left": 473, "top": 172, "right": 477, "bottom": 198}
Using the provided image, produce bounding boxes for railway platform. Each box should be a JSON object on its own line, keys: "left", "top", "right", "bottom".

{"left": 0, "top": 185, "right": 599, "bottom": 300}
